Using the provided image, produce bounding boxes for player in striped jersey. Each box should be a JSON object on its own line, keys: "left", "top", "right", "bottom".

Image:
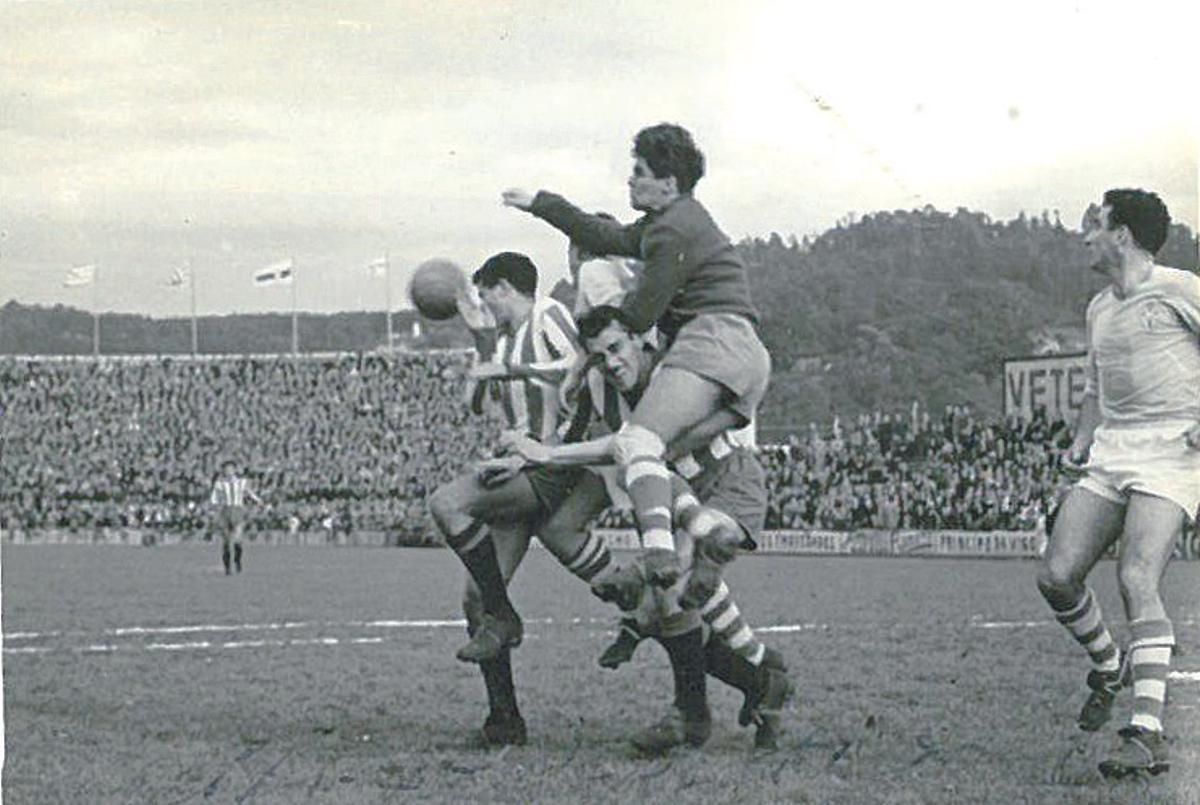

{"left": 427, "top": 251, "right": 617, "bottom": 746}
{"left": 1035, "top": 190, "right": 1200, "bottom": 779}
{"left": 209, "top": 461, "right": 262, "bottom": 575}
{"left": 486, "top": 304, "right": 793, "bottom": 751}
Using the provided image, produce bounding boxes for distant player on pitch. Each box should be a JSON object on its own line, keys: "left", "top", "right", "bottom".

{"left": 210, "top": 460, "right": 262, "bottom": 575}
{"left": 503, "top": 122, "right": 771, "bottom": 598}
{"left": 1035, "top": 189, "right": 1200, "bottom": 779}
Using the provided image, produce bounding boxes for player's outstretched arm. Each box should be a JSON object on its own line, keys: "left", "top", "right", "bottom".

{"left": 503, "top": 188, "right": 642, "bottom": 260}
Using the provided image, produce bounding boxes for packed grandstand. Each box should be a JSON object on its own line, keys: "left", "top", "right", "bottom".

{"left": 1, "top": 351, "right": 1089, "bottom": 543}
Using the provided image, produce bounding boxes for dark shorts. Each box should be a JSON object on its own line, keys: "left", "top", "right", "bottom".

{"left": 658, "top": 313, "right": 771, "bottom": 424}
{"left": 690, "top": 449, "right": 768, "bottom": 544}
{"left": 215, "top": 506, "right": 245, "bottom": 535}
{"left": 524, "top": 465, "right": 588, "bottom": 521}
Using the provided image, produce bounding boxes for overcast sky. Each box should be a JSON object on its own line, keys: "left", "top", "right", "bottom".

{"left": 2, "top": 0, "right": 1196, "bottom": 317}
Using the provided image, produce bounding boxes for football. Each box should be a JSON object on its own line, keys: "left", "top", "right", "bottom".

{"left": 408, "top": 258, "right": 466, "bottom": 320}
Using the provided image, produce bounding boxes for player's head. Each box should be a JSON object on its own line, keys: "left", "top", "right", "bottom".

{"left": 1082, "top": 189, "right": 1170, "bottom": 270}
{"left": 628, "top": 123, "right": 705, "bottom": 212}
{"left": 577, "top": 304, "right": 651, "bottom": 392}
{"left": 473, "top": 252, "right": 538, "bottom": 326}
{"left": 568, "top": 212, "right": 618, "bottom": 279}
{"left": 220, "top": 460, "right": 237, "bottom": 476}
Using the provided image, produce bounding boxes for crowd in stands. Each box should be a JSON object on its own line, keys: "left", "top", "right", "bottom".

{"left": 0, "top": 354, "right": 1106, "bottom": 541}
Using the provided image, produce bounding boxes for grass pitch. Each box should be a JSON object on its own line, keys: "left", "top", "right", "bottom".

{"left": 3, "top": 544, "right": 1198, "bottom": 804}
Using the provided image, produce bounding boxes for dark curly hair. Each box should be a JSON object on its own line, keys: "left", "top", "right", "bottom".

{"left": 473, "top": 252, "right": 538, "bottom": 297}
{"left": 1103, "top": 188, "right": 1171, "bottom": 255}
{"left": 633, "top": 123, "right": 705, "bottom": 193}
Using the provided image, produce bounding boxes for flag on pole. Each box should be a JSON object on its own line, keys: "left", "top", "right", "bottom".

{"left": 367, "top": 256, "right": 388, "bottom": 277}
{"left": 253, "top": 258, "right": 294, "bottom": 286}
{"left": 167, "top": 265, "right": 191, "bottom": 288}
{"left": 62, "top": 264, "right": 96, "bottom": 287}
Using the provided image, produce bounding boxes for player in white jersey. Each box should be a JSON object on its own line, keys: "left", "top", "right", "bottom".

{"left": 1035, "top": 189, "right": 1200, "bottom": 778}
{"left": 209, "top": 460, "right": 262, "bottom": 574}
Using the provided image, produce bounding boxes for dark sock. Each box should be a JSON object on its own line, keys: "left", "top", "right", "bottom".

{"left": 221, "top": 545, "right": 231, "bottom": 572}
{"left": 234, "top": 543, "right": 243, "bottom": 570}
{"left": 659, "top": 627, "right": 707, "bottom": 720}
{"left": 704, "top": 637, "right": 762, "bottom": 695}
{"left": 480, "top": 649, "right": 519, "bottom": 718}
{"left": 448, "top": 521, "right": 516, "bottom": 619}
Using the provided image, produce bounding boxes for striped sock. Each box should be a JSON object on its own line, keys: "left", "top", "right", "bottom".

{"left": 1128, "top": 618, "right": 1174, "bottom": 733}
{"left": 699, "top": 580, "right": 766, "bottom": 666}
{"left": 1051, "top": 588, "right": 1120, "bottom": 672}
{"left": 446, "top": 520, "right": 514, "bottom": 619}
{"left": 624, "top": 456, "right": 675, "bottom": 551}
{"left": 561, "top": 530, "right": 613, "bottom": 584}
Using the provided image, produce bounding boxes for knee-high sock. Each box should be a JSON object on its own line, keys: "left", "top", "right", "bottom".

{"left": 699, "top": 581, "right": 766, "bottom": 665}
{"left": 221, "top": 543, "right": 231, "bottom": 572}
{"left": 1049, "top": 587, "right": 1120, "bottom": 672}
{"left": 446, "top": 520, "right": 515, "bottom": 619}
{"left": 560, "top": 530, "right": 613, "bottom": 584}
{"left": 1128, "top": 618, "right": 1174, "bottom": 733}
{"left": 703, "top": 635, "right": 763, "bottom": 695}
{"left": 658, "top": 627, "right": 708, "bottom": 720}
{"left": 480, "top": 649, "right": 519, "bottom": 718}
{"left": 617, "top": 427, "right": 674, "bottom": 552}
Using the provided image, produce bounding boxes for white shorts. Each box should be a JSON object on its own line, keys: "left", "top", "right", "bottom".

{"left": 1078, "top": 422, "right": 1200, "bottom": 523}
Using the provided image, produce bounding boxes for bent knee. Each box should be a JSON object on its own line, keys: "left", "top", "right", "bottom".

{"left": 1117, "top": 562, "right": 1162, "bottom": 599}
{"left": 612, "top": 424, "right": 666, "bottom": 470}
{"left": 1036, "top": 560, "right": 1084, "bottom": 598}
{"left": 428, "top": 483, "right": 467, "bottom": 529}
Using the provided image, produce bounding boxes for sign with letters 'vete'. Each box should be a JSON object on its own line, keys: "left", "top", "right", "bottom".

{"left": 1002, "top": 353, "right": 1088, "bottom": 422}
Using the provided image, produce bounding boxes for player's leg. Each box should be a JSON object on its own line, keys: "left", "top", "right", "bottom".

{"left": 630, "top": 606, "right": 711, "bottom": 754}
{"left": 616, "top": 368, "right": 727, "bottom": 575}
{"left": 702, "top": 633, "right": 793, "bottom": 750}
{"left": 1100, "top": 492, "right": 1184, "bottom": 778}
{"left": 232, "top": 518, "right": 244, "bottom": 573}
{"left": 221, "top": 534, "right": 232, "bottom": 575}
{"left": 462, "top": 524, "right": 532, "bottom": 746}
{"left": 429, "top": 471, "right": 543, "bottom": 659}
{"left": 533, "top": 470, "right": 614, "bottom": 586}
{"left": 1034, "top": 485, "right": 1126, "bottom": 730}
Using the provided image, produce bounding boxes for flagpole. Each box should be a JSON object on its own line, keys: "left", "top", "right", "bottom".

{"left": 384, "top": 252, "right": 393, "bottom": 351}
{"left": 92, "top": 265, "right": 100, "bottom": 357}
{"left": 189, "top": 258, "right": 198, "bottom": 356}
{"left": 290, "top": 255, "right": 298, "bottom": 357}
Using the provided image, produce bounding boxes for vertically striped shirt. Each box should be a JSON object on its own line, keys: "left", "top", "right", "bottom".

{"left": 486, "top": 297, "right": 580, "bottom": 442}
{"left": 1084, "top": 265, "right": 1200, "bottom": 427}
{"left": 211, "top": 475, "right": 252, "bottom": 507}
{"left": 561, "top": 360, "right": 757, "bottom": 483}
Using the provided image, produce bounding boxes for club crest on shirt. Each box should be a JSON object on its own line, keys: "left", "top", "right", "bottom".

{"left": 1139, "top": 299, "right": 1180, "bottom": 334}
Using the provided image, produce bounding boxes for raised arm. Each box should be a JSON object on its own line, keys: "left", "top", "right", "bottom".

{"left": 504, "top": 188, "right": 644, "bottom": 260}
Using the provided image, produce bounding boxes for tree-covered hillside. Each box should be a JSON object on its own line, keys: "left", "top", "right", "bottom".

{"left": 3, "top": 206, "right": 1196, "bottom": 431}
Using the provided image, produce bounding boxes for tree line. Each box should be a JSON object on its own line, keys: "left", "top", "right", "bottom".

{"left": 3, "top": 206, "right": 1196, "bottom": 424}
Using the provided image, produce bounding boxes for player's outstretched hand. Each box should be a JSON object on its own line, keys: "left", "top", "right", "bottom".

{"left": 476, "top": 455, "right": 526, "bottom": 488}
{"left": 1061, "top": 440, "right": 1091, "bottom": 475}
{"left": 1185, "top": 422, "right": 1200, "bottom": 451}
{"left": 468, "top": 362, "right": 509, "bottom": 380}
{"left": 501, "top": 188, "right": 535, "bottom": 211}
{"left": 496, "top": 431, "right": 551, "bottom": 465}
